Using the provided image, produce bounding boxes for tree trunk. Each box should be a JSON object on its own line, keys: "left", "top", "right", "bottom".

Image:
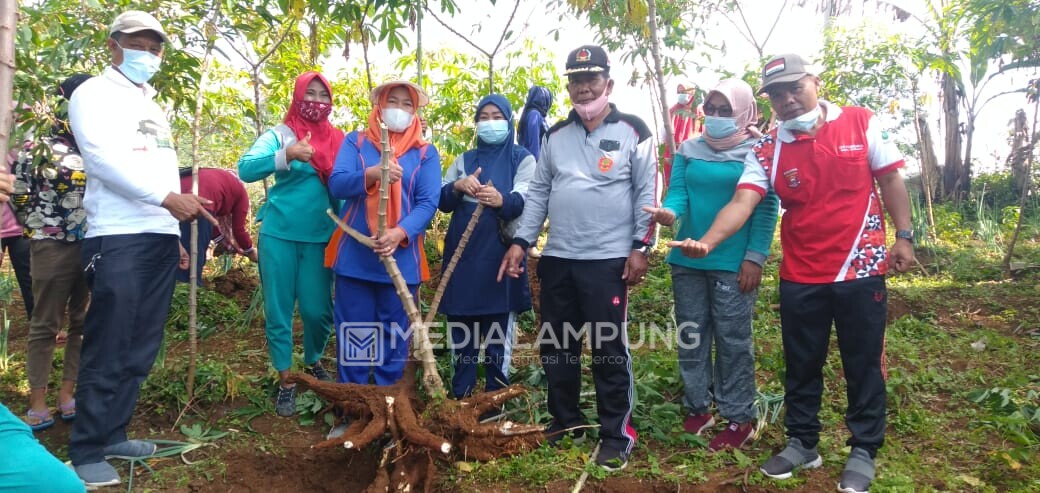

{"left": 914, "top": 113, "right": 938, "bottom": 232}
{"left": 0, "top": 0, "right": 15, "bottom": 157}
{"left": 1002, "top": 93, "right": 1039, "bottom": 275}
{"left": 361, "top": 30, "right": 373, "bottom": 92}
{"left": 1009, "top": 109, "right": 1029, "bottom": 190}
{"left": 186, "top": 7, "right": 222, "bottom": 403}
{"left": 941, "top": 72, "right": 964, "bottom": 199}
{"left": 962, "top": 113, "right": 975, "bottom": 192}
{"left": 416, "top": 2, "right": 423, "bottom": 86}
{"left": 645, "top": 0, "right": 675, "bottom": 161}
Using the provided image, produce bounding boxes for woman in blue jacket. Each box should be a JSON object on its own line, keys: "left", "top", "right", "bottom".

{"left": 439, "top": 94, "right": 534, "bottom": 399}
{"left": 327, "top": 81, "right": 440, "bottom": 386}
{"left": 647, "top": 79, "right": 779, "bottom": 451}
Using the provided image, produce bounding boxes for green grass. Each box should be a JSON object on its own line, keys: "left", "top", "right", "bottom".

{"left": 3, "top": 190, "right": 1040, "bottom": 491}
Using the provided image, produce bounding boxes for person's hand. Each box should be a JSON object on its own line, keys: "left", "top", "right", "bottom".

{"left": 667, "top": 238, "right": 713, "bottom": 258}
{"left": 497, "top": 244, "right": 525, "bottom": 281}
{"left": 890, "top": 238, "right": 915, "bottom": 273}
{"left": 387, "top": 160, "right": 403, "bottom": 184}
{"left": 162, "top": 193, "right": 217, "bottom": 223}
{"left": 475, "top": 184, "right": 503, "bottom": 208}
{"left": 178, "top": 243, "right": 190, "bottom": 270}
{"left": 453, "top": 167, "right": 483, "bottom": 197}
{"left": 372, "top": 227, "right": 407, "bottom": 257}
{"left": 364, "top": 159, "right": 404, "bottom": 185}
{"left": 642, "top": 206, "right": 676, "bottom": 227}
{"left": 245, "top": 248, "right": 259, "bottom": 263}
{"left": 622, "top": 250, "right": 649, "bottom": 286}
{"left": 737, "top": 260, "right": 763, "bottom": 293}
{"left": 286, "top": 131, "right": 314, "bottom": 163}
{"left": 0, "top": 172, "right": 13, "bottom": 202}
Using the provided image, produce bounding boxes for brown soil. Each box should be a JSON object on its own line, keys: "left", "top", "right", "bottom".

{"left": 209, "top": 266, "right": 259, "bottom": 305}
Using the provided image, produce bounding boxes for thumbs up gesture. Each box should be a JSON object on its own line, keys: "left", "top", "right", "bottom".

{"left": 453, "top": 167, "right": 483, "bottom": 197}
{"left": 287, "top": 131, "right": 314, "bottom": 163}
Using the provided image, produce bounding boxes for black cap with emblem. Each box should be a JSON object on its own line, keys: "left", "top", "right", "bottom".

{"left": 564, "top": 45, "right": 610, "bottom": 76}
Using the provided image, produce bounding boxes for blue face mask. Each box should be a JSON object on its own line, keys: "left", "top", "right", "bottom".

{"left": 781, "top": 105, "right": 821, "bottom": 133}
{"left": 703, "top": 116, "right": 739, "bottom": 138}
{"left": 116, "top": 41, "right": 162, "bottom": 85}
{"left": 476, "top": 120, "right": 510, "bottom": 145}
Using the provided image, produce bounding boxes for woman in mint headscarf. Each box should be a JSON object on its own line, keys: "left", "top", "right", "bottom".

{"left": 238, "top": 71, "right": 344, "bottom": 417}
{"left": 647, "top": 79, "right": 779, "bottom": 452}
{"left": 438, "top": 94, "right": 534, "bottom": 400}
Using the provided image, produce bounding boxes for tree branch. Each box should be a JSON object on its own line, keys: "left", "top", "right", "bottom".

{"left": 489, "top": 0, "right": 521, "bottom": 57}
{"left": 424, "top": 5, "right": 490, "bottom": 58}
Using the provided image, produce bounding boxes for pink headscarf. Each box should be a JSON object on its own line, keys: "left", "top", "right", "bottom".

{"left": 702, "top": 79, "right": 759, "bottom": 152}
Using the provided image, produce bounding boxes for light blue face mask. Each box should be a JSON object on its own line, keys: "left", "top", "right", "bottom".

{"left": 703, "top": 116, "right": 739, "bottom": 138}
{"left": 115, "top": 41, "right": 162, "bottom": 85}
{"left": 781, "top": 105, "right": 822, "bottom": 133}
{"left": 476, "top": 119, "right": 510, "bottom": 145}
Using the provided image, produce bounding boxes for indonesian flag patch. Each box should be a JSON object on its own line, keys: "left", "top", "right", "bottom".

{"left": 764, "top": 58, "right": 786, "bottom": 77}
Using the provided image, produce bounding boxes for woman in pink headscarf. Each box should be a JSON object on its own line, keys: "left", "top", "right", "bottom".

{"left": 646, "top": 79, "right": 779, "bottom": 452}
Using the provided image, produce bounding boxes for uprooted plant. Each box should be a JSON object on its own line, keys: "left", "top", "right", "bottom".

{"left": 286, "top": 125, "right": 543, "bottom": 492}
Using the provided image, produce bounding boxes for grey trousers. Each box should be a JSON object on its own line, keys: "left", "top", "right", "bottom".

{"left": 25, "top": 240, "right": 88, "bottom": 389}
{"left": 672, "top": 264, "right": 757, "bottom": 423}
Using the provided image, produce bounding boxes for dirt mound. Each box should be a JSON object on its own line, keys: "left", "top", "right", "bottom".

{"left": 210, "top": 267, "right": 259, "bottom": 305}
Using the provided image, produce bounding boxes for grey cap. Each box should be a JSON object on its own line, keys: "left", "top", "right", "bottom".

{"left": 110, "top": 10, "right": 170, "bottom": 44}
{"left": 758, "top": 53, "right": 815, "bottom": 94}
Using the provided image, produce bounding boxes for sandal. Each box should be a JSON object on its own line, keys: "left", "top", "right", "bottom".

{"left": 26, "top": 409, "right": 55, "bottom": 431}
{"left": 59, "top": 399, "right": 76, "bottom": 421}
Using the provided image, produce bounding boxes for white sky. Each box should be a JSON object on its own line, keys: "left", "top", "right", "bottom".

{"left": 354, "top": 0, "right": 1032, "bottom": 172}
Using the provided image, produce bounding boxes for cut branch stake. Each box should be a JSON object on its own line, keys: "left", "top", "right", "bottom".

{"left": 377, "top": 123, "right": 390, "bottom": 238}
{"left": 423, "top": 181, "right": 492, "bottom": 326}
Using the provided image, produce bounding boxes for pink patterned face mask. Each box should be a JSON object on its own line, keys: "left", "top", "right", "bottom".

{"left": 298, "top": 100, "right": 332, "bottom": 122}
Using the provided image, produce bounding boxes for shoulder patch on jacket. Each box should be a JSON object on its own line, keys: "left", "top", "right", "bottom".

{"left": 614, "top": 112, "right": 652, "bottom": 143}
{"left": 547, "top": 118, "right": 572, "bottom": 137}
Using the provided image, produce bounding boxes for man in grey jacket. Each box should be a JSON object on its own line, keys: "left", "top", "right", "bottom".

{"left": 498, "top": 44, "right": 657, "bottom": 472}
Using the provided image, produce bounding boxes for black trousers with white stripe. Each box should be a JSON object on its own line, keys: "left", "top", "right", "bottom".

{"left": 537, "top": 256, "right": 637, "bottom": 453}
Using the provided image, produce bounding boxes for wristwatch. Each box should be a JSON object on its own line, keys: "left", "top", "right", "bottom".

{"left": 633, "top": 241, "right": 651, "bottom": 257}
{"left": 895, "top": 229, "right": 914, "bottom": 244}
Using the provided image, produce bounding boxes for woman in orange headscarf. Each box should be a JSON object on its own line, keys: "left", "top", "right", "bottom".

{"left": 238, "top": 72, "right": 344, "bottom": 418}
{"left": 327, "top": 80, "right": 440, "bottom": 388}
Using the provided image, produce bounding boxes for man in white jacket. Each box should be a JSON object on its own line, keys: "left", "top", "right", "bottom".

{"left": 67, "top": 10, "right": 214, "bottom": 488}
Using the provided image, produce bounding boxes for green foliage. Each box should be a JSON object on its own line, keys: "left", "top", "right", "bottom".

{"left": 392, "top": 41, "right": 565, "bottom": 164}
{"left": 165, "top": 283, "right": 244, "bottom": 337}
{"left": 969, "top": 384, "right": 1040, "bottom": 463}
{"left": 819, "top": 19, "right": 918, "bottom": 145}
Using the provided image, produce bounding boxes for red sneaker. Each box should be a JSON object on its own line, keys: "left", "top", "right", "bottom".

{"left": 708, "top": 421, "right": 755, "bottom": 451}
{"left": 683, "top": 412, "right": 715, "bottom": 435}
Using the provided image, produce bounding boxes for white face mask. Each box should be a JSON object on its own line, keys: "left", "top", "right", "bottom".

{"left": 381, "top": 108, "right": 414, "bottom": 132}
{"left": 677, "top": 93, "right": 692, "bottom": 105}
{"left": 781, "top": 105, "right": 822, "bottom": 133}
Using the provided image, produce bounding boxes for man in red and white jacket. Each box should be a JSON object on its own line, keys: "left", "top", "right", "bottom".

{"left": 670, "top": 54, "right": 913, "bottom": 493}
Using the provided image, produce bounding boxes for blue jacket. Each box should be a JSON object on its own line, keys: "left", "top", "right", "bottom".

{"left": 328, "top": 131, "right": 441, "bottom": 285}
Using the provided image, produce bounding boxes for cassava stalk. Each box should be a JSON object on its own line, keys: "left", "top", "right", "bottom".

{"left": 185, "top": 7, "right": 221, "bottom": 402}
{"left": 326, "top": 210, "right": 445, "bottom": 398}
{"left": 423, "top": 180, "right": 493, "bottom": 326}
{"left": 377, "top": 123, "right": 390, "bottom": 237}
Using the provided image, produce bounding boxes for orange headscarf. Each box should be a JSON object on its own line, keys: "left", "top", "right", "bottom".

{"left": 363, "top": 83, "right": 427, "bottom": 238}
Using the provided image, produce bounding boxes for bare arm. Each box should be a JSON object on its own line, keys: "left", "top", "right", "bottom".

{"left": 877, "top": 170, "right": 914, "bottom": 272}
{"left": 877, "top": 170, "right": 911, "bottom": 230}
{"left": 668, "top": 188, "right": 763, "bottom": 258}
